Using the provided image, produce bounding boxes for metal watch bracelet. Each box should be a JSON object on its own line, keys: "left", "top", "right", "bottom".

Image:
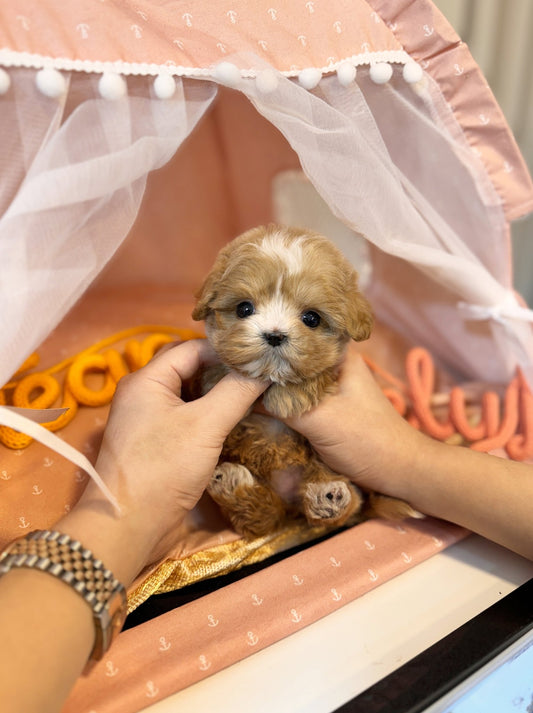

{"left": 0, "top": 529, "right": 128, "bottom": 668}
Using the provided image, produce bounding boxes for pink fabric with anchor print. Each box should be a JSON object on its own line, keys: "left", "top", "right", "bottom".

{"left": 63, "top": 517, "right": 467, "bottom": 712}
{"left": 0, "top": 0, "right": 401, "bottom": 75}
{"left": 0, "top": 0, "right": 530, "bottom": 221}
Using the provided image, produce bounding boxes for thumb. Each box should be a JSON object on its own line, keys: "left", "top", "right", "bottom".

{"left": 200, "top": 371, "right": 269, "bottom": 434}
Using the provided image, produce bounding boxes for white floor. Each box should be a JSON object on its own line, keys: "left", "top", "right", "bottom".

{"left": 143, "top": 534, "right": 533, "bottom": 713}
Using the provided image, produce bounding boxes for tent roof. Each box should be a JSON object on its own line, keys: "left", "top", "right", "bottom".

{"left": 0, "top": 0, "right": 404, "bottom": 76}
{"left": 0, "top": 0, "right": 531, "bottom": 221}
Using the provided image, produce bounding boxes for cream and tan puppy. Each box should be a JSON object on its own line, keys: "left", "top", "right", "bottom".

{"left": 192, "top": 225, "right": 395, "bottom": 537}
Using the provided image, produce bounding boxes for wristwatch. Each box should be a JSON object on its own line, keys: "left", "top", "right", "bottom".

{"left": 0, "top": 529, "right": 128, "bottom": 670}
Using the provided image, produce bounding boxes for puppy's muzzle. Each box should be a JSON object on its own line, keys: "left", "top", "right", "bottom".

{"left": 263, "top": 332, "right": 287, "bottom": 348}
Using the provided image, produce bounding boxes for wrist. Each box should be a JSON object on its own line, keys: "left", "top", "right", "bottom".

{"left": 393, "top": 434, "right": 455, "bottom": 515}
{"left": 56, "top": 497, "right": 157, "bottom": 588}
{"left": 373, "top": 425, "right": 437, "bottom": 506}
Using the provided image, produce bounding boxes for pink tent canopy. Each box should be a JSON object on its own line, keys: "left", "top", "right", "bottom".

{"left": 0, "top": 0, "right": 532, "bottom": 390}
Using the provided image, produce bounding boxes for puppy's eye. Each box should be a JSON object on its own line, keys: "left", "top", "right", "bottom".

{"left": 301, "top": 310, "right": 321, "bottom": 329}
{"left": 236, "top": 301, "right": 255, "bottom": 318}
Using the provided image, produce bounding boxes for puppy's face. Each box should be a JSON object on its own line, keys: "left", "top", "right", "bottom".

{"left": 192, "top": 226, "right": 372, "bottom": 384}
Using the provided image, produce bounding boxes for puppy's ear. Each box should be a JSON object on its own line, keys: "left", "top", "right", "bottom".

{"left": 344, "top": 272, "right": 374, "bottom": 342}
{"left": 192, "top": 263, "right": 227, "bottom": 320}
{"left": 192, "top": 274, "right": 217, "bottom": 321}
{"left": 343, "top": 284, "right": 374, "bottom": 342}
{"left": 192, "top": 241, "right": 237, "bottom": 321}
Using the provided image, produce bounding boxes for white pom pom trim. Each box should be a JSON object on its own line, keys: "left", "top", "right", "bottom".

{"left": 0, "top": 68, "right": 11, "bottom": 95}
{"left": 255, "top": 68, "right": 279, "bottom": 93}
{"left": 402, "top": 61, "right": 424, "bottom": 84}
{"left": 153, "top": 73, "right": 176, "bottom": 99}
{"left": 35, "top": 68, "right": 67, "bottom": 98}
{"left": 98, "top": 72, "right": 127, "bottom": 100}
{"left": 369, "top": 62, "right": 393, "bottom": 84}
{"left": 298, "top": 67, "right": 322, "bottom": 90}
{"left": 336, "top": 61, "right": 357, "bottom": 87}
{"left": 212, "top": 62, "right": 241, "bottom": 88}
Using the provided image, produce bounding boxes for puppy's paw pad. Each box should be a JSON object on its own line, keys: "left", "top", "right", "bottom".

{"left": 209, "top": 462, "right": 254, "bottom": 497}
{"left": 304, "top": 481, "right": 353, "bottom": 522}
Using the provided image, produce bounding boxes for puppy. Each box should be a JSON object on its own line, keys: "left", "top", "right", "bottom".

{"left": 192, "top": 225, "right": 412, "bottom": 537}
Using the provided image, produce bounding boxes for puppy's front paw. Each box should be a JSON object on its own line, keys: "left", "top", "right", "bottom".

{"left": 303, "top": 481, "right": 362, "bottom": 527}
{"left": 208, "top": 462, "right": 254, "bottom": 501}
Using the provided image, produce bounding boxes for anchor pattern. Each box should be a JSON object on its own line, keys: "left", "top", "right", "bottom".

{"left": 57, "top": 515, "right": 464, "bottom": 712}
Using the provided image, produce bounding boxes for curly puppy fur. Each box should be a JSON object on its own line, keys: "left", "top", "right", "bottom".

{"left": 192, "top": 224, "right": 416, "bottom": 537}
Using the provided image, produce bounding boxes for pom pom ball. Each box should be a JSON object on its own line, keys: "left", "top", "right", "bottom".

{"left": 98, "top": 72, "right": 127, "bottom": 100}
{"left": 369, "top": 62, "right": 393, "bottom": 84}
{"left": 0, "top": 68, "right": 11, "bottom": 95}
{"left": 213, "top": 62, "right": 241, "bottom": 88}
{"left": 403, "top": 61, "right": 424, "bottom": 84}
{"left": 36, "top": 68, "right": 67, "bottom": 98}
{"left": 256, "top": 68, "right": 279, "bottom": 94}
{"left": 336, "top": 61, "right": 357, "bottom": 87}
{"left": 298, "top": 67, "right": 322, "bottom": 90}
{"left": 153, "top": 73, "right": 176, "bottom": 99}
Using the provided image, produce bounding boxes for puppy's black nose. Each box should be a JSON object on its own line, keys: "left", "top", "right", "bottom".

{"left": 264, "top": 332, "right": 287, "bottom": 347}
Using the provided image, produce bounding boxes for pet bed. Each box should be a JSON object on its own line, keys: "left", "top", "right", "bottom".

{"left": 0, "top": 1, "right": 532, "bottom": 711}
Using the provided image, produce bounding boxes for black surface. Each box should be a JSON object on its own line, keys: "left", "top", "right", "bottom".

{"left": 333, "top": 577, "right": 533, "bottom": 713}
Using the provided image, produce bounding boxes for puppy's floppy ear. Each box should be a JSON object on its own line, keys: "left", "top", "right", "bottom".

{"left": 344, "top": 288, "right": 373, "bottom": 342}
{"left": 339, "top": 263, "right": 373, "bottom": 341}
{"left": 192, "top": 256, "right": 229, "bottom": 320}
{"left": 192, "top": 272, "right": 217, "bottom": 321}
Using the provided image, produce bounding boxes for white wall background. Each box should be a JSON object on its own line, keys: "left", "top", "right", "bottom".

{"left": 433, "top": 0, "right": 533, "bottom": 305}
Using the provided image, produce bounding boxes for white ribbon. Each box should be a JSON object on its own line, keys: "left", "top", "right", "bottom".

{"left": 0, "top": 406, "right": 120, "bottom": 513}
{"left": 458, "top": 298, "right": 533, "bottom": 325}
{"left": 4, "top": 406, "right": 68, "bottom": 423}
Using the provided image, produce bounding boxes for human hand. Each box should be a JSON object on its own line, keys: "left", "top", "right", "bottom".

{"left": 60, "top": 339, "right": 268, "bottom": 582}
{"left": 279, "top": 342, "right": 425, "bottom": 499}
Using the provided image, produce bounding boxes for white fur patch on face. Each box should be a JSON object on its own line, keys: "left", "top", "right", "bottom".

{"left": 257, "top": 232, "right": 305, "bottom": 275}
{"left": 249, "top": 284, "right": 295, "bottom": 335}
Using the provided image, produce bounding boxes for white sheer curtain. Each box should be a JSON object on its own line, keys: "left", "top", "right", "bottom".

{"left": 0, "top": 70, "right": 217, "bottom": 386}
{"left": 239, "top": 65, "right": 533, "bottom": 383}
{"left": 1, "top": 60, "right": 531, "bottom": 390}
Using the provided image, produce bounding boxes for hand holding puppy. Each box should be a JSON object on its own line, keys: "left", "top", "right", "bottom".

{"left": 280, "top": 341, "right": 427, "bottom": 498}
{"left": 59, "top": 339, "right": 268, "bottom": 582}
{"left": 285, "top": 341, "right": 533, "bottom": 561}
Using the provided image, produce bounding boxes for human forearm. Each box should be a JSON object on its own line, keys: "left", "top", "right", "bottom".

{"left": 284, "top": 345, "right": 533, "bottom": 561}
{"left": 0, "top": 340, "right": 268, "bottom": 713}
{"left": 0, "top": 490, "right": 188, "bottom": 713}
{"left": 395, "top": 436, "right": 533, "bottom": 560}
{"left": 0, "top": 559, "right": 95, "bottom": 713}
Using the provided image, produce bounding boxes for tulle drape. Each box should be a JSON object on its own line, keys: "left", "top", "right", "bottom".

{"left": 0, "top": 70, "right": 217, "bottom": 385}
{"left": 1, "top": 60, "right": 531, "bottom": 389}
{"left": 240, "top": 65, "right": 533, "bottom": 383}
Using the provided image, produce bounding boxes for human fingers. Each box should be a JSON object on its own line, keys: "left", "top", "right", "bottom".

{"left": 281, "top": 344, "right": 387, "bottom": 441}
{"left": 135, "top": 339, "right": 218, "bottom": 394}
{"left": 200, "top": 370, "right": 269, "bottom": 434}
